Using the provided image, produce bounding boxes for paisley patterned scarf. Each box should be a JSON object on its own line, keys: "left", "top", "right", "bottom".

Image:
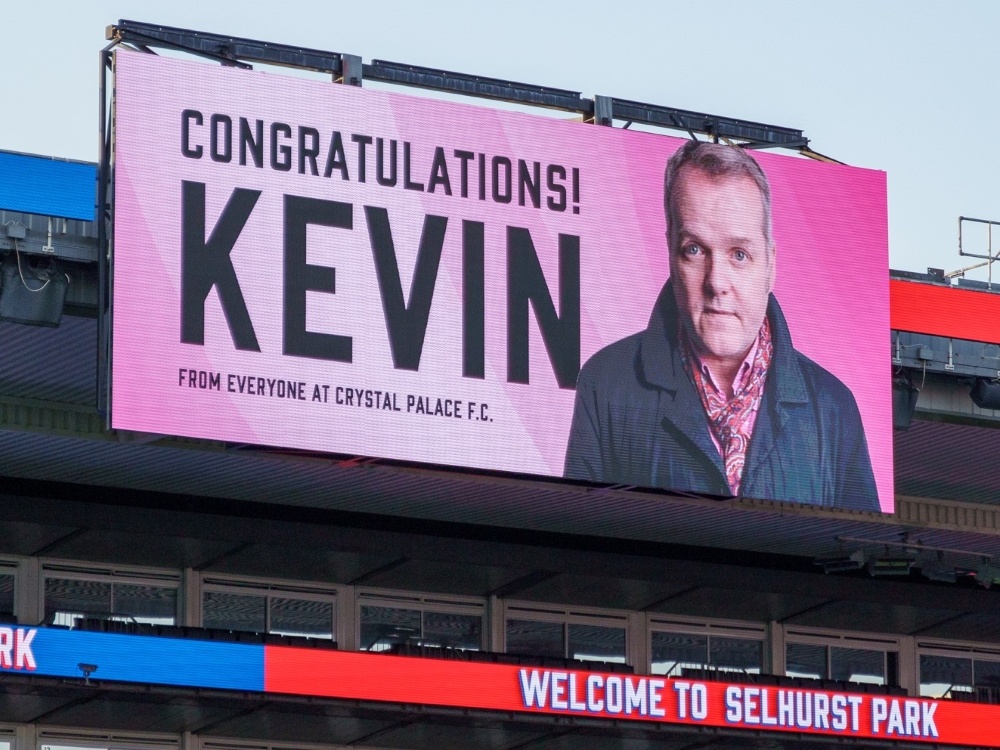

{"left": 680, "top": 318, "right": 773, "bottom": 495}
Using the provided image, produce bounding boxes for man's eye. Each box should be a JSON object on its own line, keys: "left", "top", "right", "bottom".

{"left": 732, "top": 248, "right": 749, "bottom": 262}
{"left": 682, "top": 243, "right": 703, "bottom": 256}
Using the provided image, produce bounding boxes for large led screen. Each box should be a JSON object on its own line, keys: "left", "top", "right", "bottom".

{"left": 111, "top": 50, "right": 892, "bottom": 512}
{"left": 7, "top": 626, "right": 997, "bottom": 746}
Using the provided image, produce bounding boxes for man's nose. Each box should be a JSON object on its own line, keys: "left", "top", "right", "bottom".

{"left": 702, "top": 253, "right": 730, "bottom": 295}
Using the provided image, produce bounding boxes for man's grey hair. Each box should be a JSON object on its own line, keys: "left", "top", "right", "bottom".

{"left": 664, "top": 140, "right": 773, "bottom": 250}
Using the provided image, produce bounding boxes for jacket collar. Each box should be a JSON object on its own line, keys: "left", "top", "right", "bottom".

{"left": 638, "top": 281, "right": 809, "bottom": 405}
{"left": 637, "top": 282, "right": 811, "bottom": 495}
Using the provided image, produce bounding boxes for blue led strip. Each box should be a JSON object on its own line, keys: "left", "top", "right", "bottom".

{"left": 0, "top": 627, "right": 264, "bottom": 691}
{"left": 0, "top": 151, "right": 96, "bottom": 221}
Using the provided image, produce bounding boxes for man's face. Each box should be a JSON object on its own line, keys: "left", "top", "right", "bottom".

{"left": 669, "top": 165, "right": 775, "bottom": 369}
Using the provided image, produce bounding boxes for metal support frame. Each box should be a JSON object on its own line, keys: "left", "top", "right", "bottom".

{"left": 107, "top": 20, "right": 343, "bottom": 74}
{"left": 955, "top": 215, "right": 1000, "bottom": 289}
{"left": 610, "top": 98, "right": 807, "bottom": 148}
{"left": 365, "top": 58, "right": 593, "bottom": 115}
{"left": 97, "top": 42, "right": 114, "bottom": 420}
{"left": 837, "top": 534, "right": 993, "bottom": 561}
{"left": 106, "top": 19, "right": 808, "bottom": 149}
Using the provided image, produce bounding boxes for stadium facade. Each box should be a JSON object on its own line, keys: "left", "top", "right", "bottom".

{"left": 2, "top": 20, "right": 1000, "bottom": 750}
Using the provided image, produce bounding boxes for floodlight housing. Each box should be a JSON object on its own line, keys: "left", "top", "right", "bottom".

{"left": 868, "top": 556, "right": 915, "bottom": 577}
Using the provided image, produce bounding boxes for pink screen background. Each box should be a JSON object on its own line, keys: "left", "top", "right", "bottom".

{"left": 111, "top": 50, "right": 893, "bottom": 511}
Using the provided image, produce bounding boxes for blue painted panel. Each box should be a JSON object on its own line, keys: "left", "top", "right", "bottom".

{"left": 0, "top": 627, "right": 264, "bottom": 691}
{"left": 0, "top": 151, "right": 96, "bottom": 220}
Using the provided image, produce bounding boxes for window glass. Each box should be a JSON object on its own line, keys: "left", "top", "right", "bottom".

{"left": 203, "top": 591, "right": 266, "bottom": 632}
{"left": 506, "top": 619, "right": 564, "bottom": 658}
{"left": 831, "top": 647, "right": 885, "bottom": 685}
{"left": 0, "top": 573, "right": 13, "bottom": 617}
{"left": 422, "top": 610, "right": 481, "bottom": 650}
{"left": 45, "top": 578, "right": 112, "bottom": 625}
{"left": 920, "top": 654, "right": 973, "bottom": 697}
{"left": 786, "top": 643, "right": 826, "bottom": 680}
{"left": 45, "top": 577, "right": 178, "bottom": 627}
{"left": 360, "top": 605, "right": 421, "bottom": 651}
{"left": 651, "top": 632, "right": 708, "bottom": 676}
{"left": 270, "top": 596, "right": 334, "bottom": 639}
{"left": 115, "top": 583, "right": 177, "bottom": 625}
{"left": 711, "top": 636, "right": 762, "bottom": 674}
{"left": 568, "top": 623, "right": 625, "bottom": 663}
{"left": 975, "top": 659, "right": 1000, "bottom": 687}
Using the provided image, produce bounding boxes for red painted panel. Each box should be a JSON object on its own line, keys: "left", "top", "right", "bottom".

{"left": 891, "top": 279, "right": 1000, "bottom": 343}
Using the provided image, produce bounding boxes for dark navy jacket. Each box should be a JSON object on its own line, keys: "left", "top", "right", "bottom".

{"left": 564, "top": 283, "right": 880, "bottom": 511}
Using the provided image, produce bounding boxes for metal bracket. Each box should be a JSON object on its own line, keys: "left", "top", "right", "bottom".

{"left": 593, "top": 95, "right": 613, "bottom": 126}
{"left": 340, "top": 54, "right": 362, "bottom": 86}
{"left": 41, "top": 217, "right": 55, "bottom": 254}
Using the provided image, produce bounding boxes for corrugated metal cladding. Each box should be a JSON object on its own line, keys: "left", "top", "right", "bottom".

{"left": 895, "top": 419, "right": 1000, "bottom": 504}
{"left": 0, "top": 316, "right": 96, "bottom": 404}
{"left": 0, "top": 151, "right": 96, "bottom": 220}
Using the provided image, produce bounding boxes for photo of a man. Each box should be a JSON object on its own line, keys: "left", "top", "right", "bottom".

{"left": 564, "top": 141, "right": 879, "bottom": 511}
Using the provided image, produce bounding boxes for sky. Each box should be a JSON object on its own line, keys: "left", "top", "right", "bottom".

{"left": 3, "top": 1, "right": 998, "bottom": 278}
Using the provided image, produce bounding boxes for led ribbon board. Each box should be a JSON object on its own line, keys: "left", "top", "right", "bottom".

{"left": 110, "top": 50, "right": 893, "bottom": 511}
{"left": 3, "top": 627, "right": 1000, "bottom": 746}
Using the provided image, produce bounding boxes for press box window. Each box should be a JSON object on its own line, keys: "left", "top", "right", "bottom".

{"left": 506, "top": 619, "right": 626, "bottom": 664}
{"left": 786, "top": 642, "right": 897, "bottom": 686}
{"left": 44, "top": 575, "right": 177, "bottom": 627}
{"left": 360, "top": 605, "right": 482, "bottom": 651}
{"left": 0, "top": 571, "right": 13, "bottom": 618}
{"left": 202, "top": 741, "right": 326, "bottom": 750}
{"left": 920, "top": 654, "right": 972, "bottom": 698}
{"left": 202, "top": 588, "right": 335, "bottom": 639}
{"left": 651, "top": 632, "right": 762, "bottom": 677}
{"left": 919, "top": 653, "right": 1000, "bottom": 697}
{"left": 38, "top": 730, "right": 178, "bottom": 750}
